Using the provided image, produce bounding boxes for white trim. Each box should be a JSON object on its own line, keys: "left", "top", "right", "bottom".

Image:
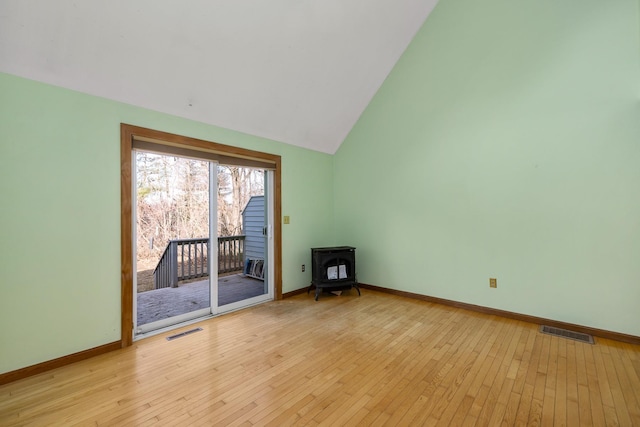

{"left": 132, "top": 154, "right": 138, "bottom": 337}
{"left": 134, "top": 313, "right": 215, "bottom": 341}
{"left": 266, "top": 170, "right": 275, "bottom": 292}
{"left": 209, "top": 162, "right": 219, "bottom": 313}
{"left": 218, "top": 292, "right": 272, "bottom": 312}
{"left": 136, "top": 307, "right": 212, "bottom": 335}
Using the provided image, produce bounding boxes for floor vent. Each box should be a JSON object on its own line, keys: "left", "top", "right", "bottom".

{"left": 539, "top": 325, "right": 594, "bottom": 344}
{"left": 166, "top": 327, "right": 203, "bottom": 341}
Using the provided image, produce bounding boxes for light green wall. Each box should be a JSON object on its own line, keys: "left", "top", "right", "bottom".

{"left": 0, "top": 73, "right": 334, "bottom": 374}
{"left": 3, "top": 0, "right": 640, "bottom": 376}
{"left": 334, "top": 0, "right": 640, "bottom": 336}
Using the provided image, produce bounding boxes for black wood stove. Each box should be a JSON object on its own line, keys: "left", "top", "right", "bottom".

{"left": 308, "top": 246, "right": 360, "bottom": 301}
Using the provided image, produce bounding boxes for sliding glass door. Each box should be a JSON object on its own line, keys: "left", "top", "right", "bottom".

{"left": 132, "top": 151, "right": 273, "bottom": 337}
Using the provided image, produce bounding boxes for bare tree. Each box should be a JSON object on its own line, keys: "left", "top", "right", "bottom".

{"left": 217, "top": 165, "right": 264, "bottom": 237}
{"left": 136, "top": 152, "right": 264, "bottom": 266}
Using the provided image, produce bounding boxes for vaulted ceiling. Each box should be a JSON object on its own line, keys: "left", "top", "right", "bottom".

{"left": 0, "top": 1, "right": 439, "bottom": 153}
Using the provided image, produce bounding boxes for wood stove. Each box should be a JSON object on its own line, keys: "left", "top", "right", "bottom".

{"left": 308, "top": 246, "right": 360, "bottom": 301}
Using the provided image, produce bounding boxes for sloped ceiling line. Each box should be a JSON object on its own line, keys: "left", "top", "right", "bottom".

{"left": 0, "top": 0, "right": 439, "bottom": 153}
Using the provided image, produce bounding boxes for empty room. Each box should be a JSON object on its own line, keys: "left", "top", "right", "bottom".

{"left": 1, "top": 0, "right": 639, "bottom": 425}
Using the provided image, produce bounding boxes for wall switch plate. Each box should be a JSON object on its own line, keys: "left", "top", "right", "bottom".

{"left": 301, "top": 264, "right": 305, "bottom": 272}
{"left": 490, "top": 278, "right": 497, "bottom": 288}
{"left": 283, "top": 215, "right": 290, "bottom": 224}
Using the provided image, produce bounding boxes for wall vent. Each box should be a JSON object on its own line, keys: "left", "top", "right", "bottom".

{"left": 539, "top": 325, "right": 594, "bottom": 344}
{"left": 166, "top": 327, "right": 203, "bottom": 341}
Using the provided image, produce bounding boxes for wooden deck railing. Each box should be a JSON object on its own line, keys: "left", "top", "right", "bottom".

{"left": 153, "top": 236, "right": 245, "bottom": 289}
{"left": 217, "top": 236, "right": 246, "bottom": 274}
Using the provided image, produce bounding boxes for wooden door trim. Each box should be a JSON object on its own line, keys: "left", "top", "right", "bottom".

{"left": 120, "top": 124, "right": 282, "bottom": 347}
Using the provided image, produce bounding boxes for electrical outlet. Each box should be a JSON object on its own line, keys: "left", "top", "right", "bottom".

{"left": 490, "top": 278, "right": 497, "bottom": 288}
{"left": 301, "top": 264, "right": 305, "bottom": 272}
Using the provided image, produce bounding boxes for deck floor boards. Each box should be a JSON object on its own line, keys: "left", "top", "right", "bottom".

{"left": 137, "top": 274, "right": 266, "bottom": 325}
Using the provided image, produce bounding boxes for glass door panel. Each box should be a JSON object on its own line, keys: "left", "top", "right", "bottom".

{"left": 216, "top": 166, "right": 273, "bottom": 312}
{"left": 134, "top": 152, "right": 214, "bottom": 335}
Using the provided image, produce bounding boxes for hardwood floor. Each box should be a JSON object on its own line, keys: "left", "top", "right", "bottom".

{"left": 1, "top": 290, "right": 639, "bottom": 426}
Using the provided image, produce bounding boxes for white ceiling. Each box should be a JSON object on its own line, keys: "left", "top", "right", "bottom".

{"left": 0, "top": 0, "right": 438, "bottom": 154}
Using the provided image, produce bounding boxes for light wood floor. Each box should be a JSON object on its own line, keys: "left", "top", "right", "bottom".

{"left": 1, "top": 290, "right": 639, "bottom": 426}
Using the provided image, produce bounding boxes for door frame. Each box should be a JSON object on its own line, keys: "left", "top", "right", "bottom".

{"left": 120, "top": 124, "right": 282, "bottom": 347}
